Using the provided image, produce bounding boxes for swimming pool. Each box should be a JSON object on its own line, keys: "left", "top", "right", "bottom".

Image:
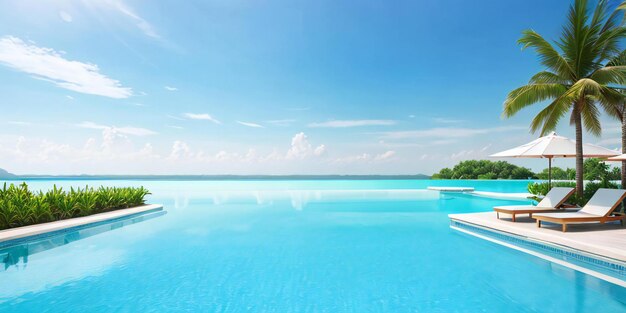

{"left": 1, "top": 180, "right": 625, "bottom": 312}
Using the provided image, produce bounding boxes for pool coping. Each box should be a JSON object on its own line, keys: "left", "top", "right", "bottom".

{"left": 450, "top": 220, "right": 626, "bottom": 288}
{"left": 449, "top": 212, "right": 626, "bottom": 262}
{"left": 0, "top": 204, "right": 163, "bottom": 243}
{"left": 449, "top": 215, "right": 626, "bottom": 286}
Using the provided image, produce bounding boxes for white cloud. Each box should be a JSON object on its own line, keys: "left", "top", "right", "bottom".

{"left": 66, "top": 95, "right": 74, "bottom": 100}
{"left": 166, "top": 114, "right": 184, "bottom": 121}
{"left": 236, "top": 121, "right": 264, "bottom": 128}
{"left": 309, "top": 120, "right": 396, "bottom": 128}
{"left": 379, "top": 126, "right": 525, "bottom": 140}
{"left": 214, "top": 150, "right": 230, "bottom": 161}
{"left": 168, "top": 141, "right": 193, "bottom": 160}
{"left": 59, "top": 11, "right": 73, "bottom": 23}
{"left": 266, "top": 119, "right": 295, "bottom": 126}
{"left": 314, "top": 144, "right": 326, "bottom": 156}
{"left": 374, "top": 150, "right": 396, "bottom": 161}
{"left": 287, "top": 132, "right": 312, "bottom": 159}
{"left": 166, "top": 125, "right": 183, "bottom": 130}
{"left": 77, "top": 121, "right": 156, "bottom": 136}
{"left": 97, "top": 0, "right": 160, "bottom": 39}
{"left": 164, "top": 86, "right": 178, "bottom": 91}
{"left": 0, "top": 36, "right": 132, "bottom": 99}
{"left": 333, "top": 153, "right": 372, "bottom": 163}
{"left": 334, "top": 150, "right": 396, "bottom": 163}
{"left": 183, "top": 113, "right": 221, "bottom": 124}
{"left": 286, "top": 132, "right": 325, "bottom": 159}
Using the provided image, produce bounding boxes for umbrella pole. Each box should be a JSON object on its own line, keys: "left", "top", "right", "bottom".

{"left": 548, "top": 157, "right": 552, "bottom": 188}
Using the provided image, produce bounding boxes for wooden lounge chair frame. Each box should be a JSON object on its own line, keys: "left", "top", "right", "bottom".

{"left": 494, "top": 187, "right": 575, "bottom": 222}
{"left": 536, "top": 213, "right": 625, "bottom": 232}
{"left": 535, "top": 189, "right": 626, "bottom": 232}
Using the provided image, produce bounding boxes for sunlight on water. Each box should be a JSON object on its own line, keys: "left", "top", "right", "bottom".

{"left": 0, "top": 180, "right": 624, "bottom": 312}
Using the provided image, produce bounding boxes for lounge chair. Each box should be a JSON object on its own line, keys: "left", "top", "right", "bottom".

{"left": 493, "top": 187, "right": 575, "bottom": 222}
{"left": 534, "top": 188, "right": 626, "bottom": 232}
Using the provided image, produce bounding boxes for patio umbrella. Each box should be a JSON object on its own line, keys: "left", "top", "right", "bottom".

{"left": 607, "top": 154, "right": 626, "bottom": 161}
{"left": 490, "top": 132, "right": 619, "bottom": 186}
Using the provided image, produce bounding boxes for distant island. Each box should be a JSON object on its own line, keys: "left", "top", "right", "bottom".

{"left": 0, "top": 168, "right": 16, "bottom": 179}
{"left": 431, "top": 159, "right": 619, "bottom": 181}
{"left": 0, "top": 169, "right": 430, "bottom": 181}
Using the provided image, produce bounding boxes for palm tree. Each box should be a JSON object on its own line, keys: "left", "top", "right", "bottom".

{"left": 503, "top": 0, "right": 626, "bottom": 196}
{"left": 606, "top": 97, "right": 626, "bottom": 188}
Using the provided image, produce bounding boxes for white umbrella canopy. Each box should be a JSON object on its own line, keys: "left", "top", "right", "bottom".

{"left": 607, "top": 154, "right": 626, "bottom": 161}
{"left": 490, "top": 132, "right": 619, "bottom": 158}
{"left": 490, "top": 132, "right": 619, "bottom": 185}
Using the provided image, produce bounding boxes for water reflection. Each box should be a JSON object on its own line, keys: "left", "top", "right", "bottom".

{"left": 169, "top": 189, "right": 443, "bottom": 211}
{"left": 0, "top": 210, "right": 166, "bottom": 271}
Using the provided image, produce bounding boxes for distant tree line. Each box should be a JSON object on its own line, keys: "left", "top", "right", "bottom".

{"left": 432, "top": 159, "right": 620, "bottom": 180}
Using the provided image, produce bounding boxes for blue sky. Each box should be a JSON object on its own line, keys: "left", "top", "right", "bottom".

{"left": 0, "top": 0, "right": 621, "bottom": 175}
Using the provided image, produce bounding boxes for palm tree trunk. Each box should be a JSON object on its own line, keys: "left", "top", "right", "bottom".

{"left": 622, "top": 106, "right": 626, "bottom": 189}
{"left": 574, "top": 106, "right": 584, "bottom": 197}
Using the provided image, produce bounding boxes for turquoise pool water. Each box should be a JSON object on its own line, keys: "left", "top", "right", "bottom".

{"left": 1, "top": 179, "right": 625, "bottom": 312}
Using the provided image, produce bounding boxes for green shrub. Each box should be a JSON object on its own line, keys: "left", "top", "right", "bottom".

{"left": 527, "top": 180, "right": 620, "bottom": 207}
{"left": 527, "top": 182, "right": 577, "bottom": 196}
{"left": 0, "top": 183, "right": 150, "bottom": 230}
{"left": 432, "top": 160, "right": 536, "bottom": 180}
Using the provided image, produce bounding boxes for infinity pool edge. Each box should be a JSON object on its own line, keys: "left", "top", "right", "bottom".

{"left": 0, "top": 204, "right": 163, "bottom": 244}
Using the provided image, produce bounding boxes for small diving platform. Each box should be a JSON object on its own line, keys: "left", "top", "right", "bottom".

{"left": 468, "top": 191, "right": 533, "bottom": 201}
{"left": 427, "top": 187, "right": 474, "bottom": 192}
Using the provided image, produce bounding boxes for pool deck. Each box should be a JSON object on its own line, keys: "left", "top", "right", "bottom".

{"left": 0, "top": 204, "right": 163, "bottom": 243}
{"left": 449, "top": 211, "right": 626, "bottom": 262}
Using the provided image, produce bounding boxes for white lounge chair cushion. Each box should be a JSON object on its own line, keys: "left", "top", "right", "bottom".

{"left": 536, "top": 187, "right": 574, "bottom": 208}
{"left": 579, "top": 188, "right": 626, "bottom": 217}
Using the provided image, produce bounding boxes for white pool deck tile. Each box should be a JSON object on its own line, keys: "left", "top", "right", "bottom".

{"left": 0, "top": 204, "right": 163, "bottom": 243}
{"left": 449, "top": 211, "right": 626, "bottom": 262}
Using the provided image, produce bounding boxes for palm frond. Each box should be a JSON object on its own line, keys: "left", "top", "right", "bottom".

{"left": 589, "top": 65, "right": 626, "bottom": 84}
{"left": 529, "top": 89, "right": 578, "bottom": 135}
{"left": 595, "top": 89, "right": 624, "bottom": 121}
{"left": 617, "top": 1, "right": 626, "bottom": 21}
{"left": 607, "top": 49, "right": 626, "bottom": 66}
{"left": 518, "top": 30, "right": 574, "bottom": 78}
{"left": 595, "top": 27, "right": 626, "bottom": 63}
{"left": 580, "top": 98, "right": 602, "bottom": 136}
{"left": 529, "top": 71, "right": 570, "bottom": 84}
{"left": 558, "top": 0, "right": 590, "bottom": 77}
{"left": 503, "top": 83, "right": 568, "bottom": 118}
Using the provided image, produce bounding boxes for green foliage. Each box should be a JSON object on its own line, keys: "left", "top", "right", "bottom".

{"left": 581, "top": 158, "right": 623, "bottom": 181}
{"left": 503, "top": 0, "right": 626, "bottom": 195}
{"left": 609, "top": 166, "right": 621, "bottom": 181}
{"left": 0, "top": 183, "right": 150, "bottom": 230}
{"left": 583, "top": 158, "right": 609, "bottom": 181}
{"left": 536, "top": 167, "right": 569, "bottom": 180}
{"left": 527, "top": 182, "right": 577, "bottom": 196}
{"left": 503, "top": 0, "right": 626, "bottom": 135}
{"left": 432, "top": 160, "right": 536, "bottom": 180}
{"left": 527, "top": 179, "right": 619, "bottom": 206}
